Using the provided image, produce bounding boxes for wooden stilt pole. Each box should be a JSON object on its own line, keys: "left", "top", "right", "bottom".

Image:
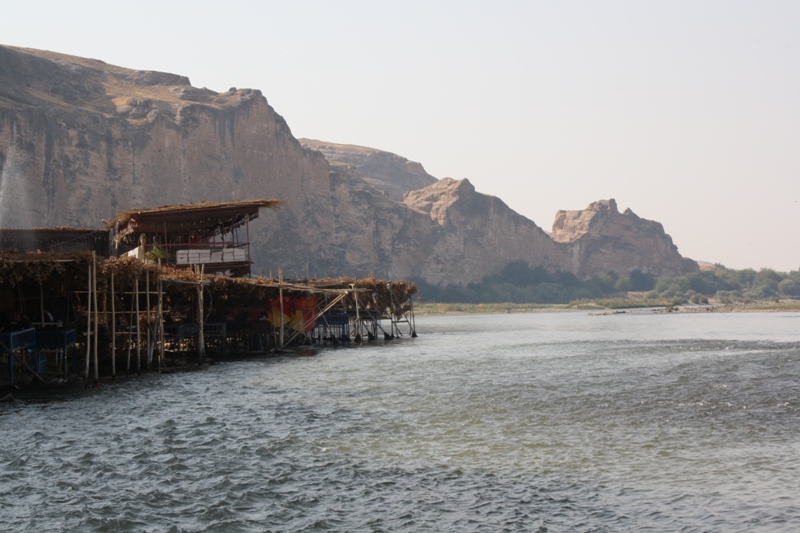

{"left": 93, "top": 251, "right": 99, "bottom": 382}
{"left": 64, "top": 280, "right": 70, "bottom": 377}
{"left": 39, "top": 281, "right": 45, "bottom": 326}
{"left": 388, "top": 282, "right": 395, "bottom": 338}
{"left": 126, "top": 297, "right": 132, "bottom": 376}
{"left": 279, "top": 267, "right": 284, "bottom": 350}
{"left": 352, "top": 285, "right": 361, "bottom": 342}
{"left": 146, "top": 269, "right": 153, "bottom": 367}
{"left": 158, "top": 279, "right": 165, "bottom": 370}
{"left": 135, "top": 274, "right": 141, "bottom": 374}
{"left": 16, "top": 285, "right": 25, "bottom": 319}
{"left": 84, "top": 259, "right": 92, "bottom": 381}
{"left": 245, "top": 215, "right": 251, "bottom": 277}
{"left": 197, "top": 266, "right": 205, "bottom": 361}
{"left": 111, "top": 270, "right": 116, "bottom": 379}
{"left": 409, "top": 297, "right": 418, "bottom": 337}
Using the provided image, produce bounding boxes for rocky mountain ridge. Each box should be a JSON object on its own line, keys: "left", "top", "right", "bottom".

{"left": 550, "top": 199, "right": 697, "bottom": 278}
{"left": 0, "top": 45, "right": 697, "bottom": 284}
{"left": 299, "top": 139, "right": 437, "bottom": 202}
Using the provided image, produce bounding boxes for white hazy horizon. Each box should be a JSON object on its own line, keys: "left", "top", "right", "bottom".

{"left": 2, "top": 1, "right": 798, "bottom": 271}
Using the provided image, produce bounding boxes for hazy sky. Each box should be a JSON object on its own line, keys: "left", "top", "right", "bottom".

{"left": 3, "top": 1, "right": 799, "bottom": 271}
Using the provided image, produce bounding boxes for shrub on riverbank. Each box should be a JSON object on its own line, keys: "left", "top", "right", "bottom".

{"left": 570, "top": 297, "right": 685, "bottom": 309}
{"left": 413, "top": 261, "right": 800, "bottom": 306}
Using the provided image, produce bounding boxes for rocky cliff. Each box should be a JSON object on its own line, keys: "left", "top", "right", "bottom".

{"left": 551, "top": 199, "right": 697, "bottom": 278}
{"left": 401, "top": 178, "right": 571, "bottom": 281}
{"left": 299, "top": 139, "right": 437, "bottom": 201}
{"left": 0, "top": 45, "right": 696, "bottom": 284}
{"left": 0, "top": 45, "right": 338, "bottom": 277}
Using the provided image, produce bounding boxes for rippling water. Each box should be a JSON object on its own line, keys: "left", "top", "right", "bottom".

{"left": 2, "top": 311, "right": 799, "bottom": 531}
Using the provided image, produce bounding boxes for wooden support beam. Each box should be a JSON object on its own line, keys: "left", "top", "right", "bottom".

{"left": 158, "top": 279, "right": 165, "bottom": 370}
{"left": 135, "top": 275, "right": 141, "bottom": 373}
{"left": 279, "top": 267, "right": 284, "bottom": 350}
{"left": 111, "top": 270, "right": 116, "bottom": 378}
{"left": 283, "top": 291, "right": 349, "bottom": 347}
{"left": 146, "top": 269, "right": 152, "bottom": 367}
{"left": 197, "top": 266, "right": 206, "bottom": 361}
{"left": 84, "top": 257, "right": 92, "bottom": 381}
{"left": 93, "top": 252, "right": 99, "bottom": 381}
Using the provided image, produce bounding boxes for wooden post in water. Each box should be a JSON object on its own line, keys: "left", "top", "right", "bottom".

{"left": 126, "top": 296, "right": 133, "bottom": 375}
{"left": 409, "top": 296, "right": 418, "bottom": 338}
{"left": 279, "top": 267, "right": 285, "bottom": 350}
{"left": 111, "top": 269, "right": 116, "bottom": 379}
{"left": 388, "top": 282, "right": 395, "bottom": 338}
{"left": 84, "top": 259, "right": 92, "bottom": 381}
{"left": 197, "top": 266, "right": 206, "bottom": 361}
{"left": 93, "top": 251, "right": 99, "bottom": 381}
{"left": 102, "top": 287, "right": 107, "bottom": 348}
{"left": 135, "top": 275, "right": 141, "bottom": 373}
{"left": 158, "top": 278, "right": 165, "bottom": 370}
{"left": 64, "top": 280, "right": 70, "bottom": 377}
{"left": 155, "top": 260, "right": 162, "bottom": 368}
{"left": 352, "top": 284, "right": 361, "bottom": 342}
{"left": 146, "top": 269, "right": 152, "bottom": 367}
{"left": 39, "top": 281, "right": 45, "bottom": 327}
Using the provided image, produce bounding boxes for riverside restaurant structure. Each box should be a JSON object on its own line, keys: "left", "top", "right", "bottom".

{"left": 0, "top": 199, "right": 417, "bottom": 388}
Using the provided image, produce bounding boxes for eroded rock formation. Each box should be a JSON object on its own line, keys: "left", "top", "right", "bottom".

{"left": 551, "top": 199, "right": 697, "bottom": 278}
{"left": 401, "top": 178, "right": 571, "bottom": 282}
{"left": 299, "top": 139, "right": 437, "bottom": 201}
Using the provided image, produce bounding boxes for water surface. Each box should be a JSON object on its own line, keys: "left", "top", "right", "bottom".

{"left": 2, "top": 311, "right": 799, "bottom": 531}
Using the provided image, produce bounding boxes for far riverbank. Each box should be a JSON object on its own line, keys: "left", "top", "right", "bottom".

{"left": 414, "top": 300, "right": 800, "bottom": 316}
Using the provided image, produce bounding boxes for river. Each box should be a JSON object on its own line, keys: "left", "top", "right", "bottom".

{"left": 1, "top": 311, "right": 799, "bottom": 531}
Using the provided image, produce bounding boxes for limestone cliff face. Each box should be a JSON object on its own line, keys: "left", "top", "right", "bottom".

{"left": 0, "top": 45, "right": 696, "bottom": 284}
{"left": 551, "top": 199, "right": 698, "bottom": 277}
{"left": 323, "top": 164, "right": 417, "bottom": 278}
{"left": 0, "top": 45, "right": 336, "bottom": 277}
{"left": 299, "top": 139, "right": 437, "bottom": 201}
{"left": 402, "top": 178, "right": 571, "bottom": 283}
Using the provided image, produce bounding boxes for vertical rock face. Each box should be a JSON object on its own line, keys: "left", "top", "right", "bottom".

{"left": 551, "top": 199, "right": 697, "bottom": 277}
{"left": 299, "top": 139, "right": 437, "bottom": 201}
{"left": 0, "top": 45, "right": 336, "bottom": 277}
{"left": 0, "top": 45, "right": 697, "bottom": 284}
{"left": 402, "top": 178, "right": 571, "bottom": 283}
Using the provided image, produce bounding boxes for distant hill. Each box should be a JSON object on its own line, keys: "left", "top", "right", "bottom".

{"left": 0, "top": 45, "right": 697, "bottom": 283}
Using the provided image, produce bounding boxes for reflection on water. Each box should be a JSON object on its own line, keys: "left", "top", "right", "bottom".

{"left": 1, "top": 312, "right": 799, "bottom": 531}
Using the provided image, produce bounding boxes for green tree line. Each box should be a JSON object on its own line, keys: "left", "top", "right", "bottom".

{"left": 411, "top": 260, "right": 800, "bottom": 305}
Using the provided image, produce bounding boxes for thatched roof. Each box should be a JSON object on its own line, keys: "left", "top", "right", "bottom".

{"left": 107, "top": 198, "right": 283, "bottom": 228}
{"left": 107, "top": 198, "right": 284, "bottom": 244}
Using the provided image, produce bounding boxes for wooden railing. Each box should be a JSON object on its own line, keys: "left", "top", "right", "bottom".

{"left": 125, "top": 242, "right": 251, "bottom": 265}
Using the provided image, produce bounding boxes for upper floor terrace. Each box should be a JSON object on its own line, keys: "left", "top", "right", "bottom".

{"left": 106, "top": 198, "right": 283, "bottom": 277}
